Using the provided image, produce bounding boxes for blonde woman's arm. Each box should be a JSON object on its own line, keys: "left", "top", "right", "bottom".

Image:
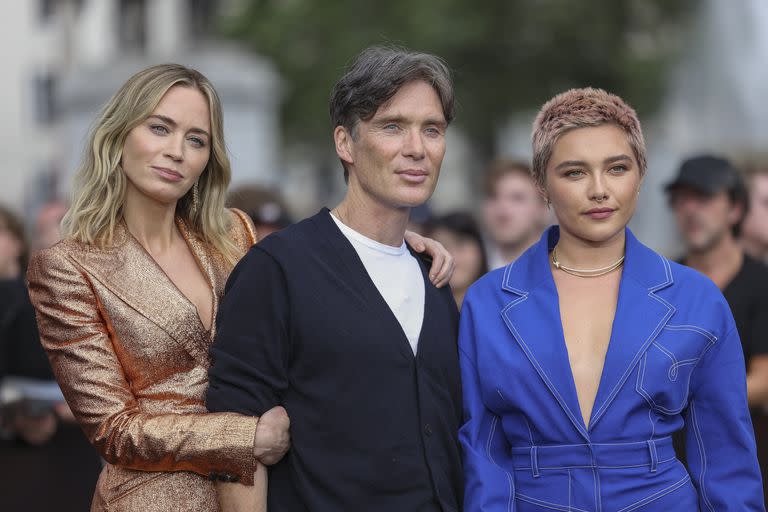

{"left": 26, "top": 246, "right": 289, "bottom": 484}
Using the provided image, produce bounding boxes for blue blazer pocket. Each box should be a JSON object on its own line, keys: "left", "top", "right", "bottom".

{"left": 635, "top": 324, "right": 717, "bottom": 414}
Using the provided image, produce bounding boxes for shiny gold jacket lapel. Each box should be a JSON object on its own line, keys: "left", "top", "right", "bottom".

{"left": 69, "top": 220, "right": 215, "bottom": 366}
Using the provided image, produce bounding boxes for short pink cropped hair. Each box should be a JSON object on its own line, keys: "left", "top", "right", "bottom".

{"left": 531, "top": 87, "right": 647, "bottom": 188}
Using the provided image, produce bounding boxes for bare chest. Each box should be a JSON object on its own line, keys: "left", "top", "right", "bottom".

{"left": 554, "top": 272, "right": 621, "bottom": 426}
{"left": 155, "top": 247, "right": 214, "bottom": 331}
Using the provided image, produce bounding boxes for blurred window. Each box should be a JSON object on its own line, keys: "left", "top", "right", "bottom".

{"left": 33, "top": 74, "right": 56, "bottom": 124}
{"left": 119, "top": 0, "right": 147, "bottom": 52}
{"left": 188, "top": 0, "right": 217, "bottom": 38}
{"left": 38, "top": 0, "right": 55, "bottom": 23}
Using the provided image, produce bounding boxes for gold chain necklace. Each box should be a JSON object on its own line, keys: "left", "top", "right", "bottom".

{"left": 551, "top": 246, "right": 625, "bottom": 278}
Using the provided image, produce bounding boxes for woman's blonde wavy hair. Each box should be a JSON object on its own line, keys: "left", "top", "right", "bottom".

{"left": 62, "top": 63, "right": 241, "bottom": 264}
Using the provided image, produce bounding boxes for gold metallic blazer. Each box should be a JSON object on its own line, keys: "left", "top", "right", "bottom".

{"left": 27, "top": 209, "right": 258, "bottom": 512}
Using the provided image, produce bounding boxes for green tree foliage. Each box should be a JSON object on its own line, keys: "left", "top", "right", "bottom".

{"left": 222, "top": 0, "right": 692, "bottom": 157}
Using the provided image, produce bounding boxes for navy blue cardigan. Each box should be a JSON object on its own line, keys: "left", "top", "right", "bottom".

{"left": 207, "top": 209, "right": 463, "bottom": 511}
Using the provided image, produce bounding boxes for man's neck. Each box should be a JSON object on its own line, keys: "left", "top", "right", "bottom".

{"left": 496, "top": 234, "right": 540, "bottom": 265}
{"left": 686, "top": 234, "right": 743, "bottom": 290}
{"left": 332, "top": 193, "right": 410, "bottom": 248}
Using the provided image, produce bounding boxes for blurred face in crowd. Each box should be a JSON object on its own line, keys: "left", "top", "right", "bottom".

{"left": 483, "top": 173, "right": 546, "bottom": 247}
{"left": 544, "top": 124, "right": 641, "bottom": 245}
{"left": 742, "top": 173, "right": 768, "bottom": 249}
{"left": 430, "top": 227, "right": 485, "bottom": 293}
{"left": 121, "top": 86, "right": 211, "bottom": 208}
{"left": 335, "top": 80, "right": 447, "bottom": 210}
{"left": 669, "top": 187, "right": 741, "bottom": 253}
{"left": 34, "top": 202, "right": 67, "bottom": 250}
{"left": 0, "top": 217, "right": 22, "bottom": 279}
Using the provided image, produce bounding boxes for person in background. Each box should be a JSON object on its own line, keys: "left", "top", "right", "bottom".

{"left": 0, "top": 204, "right": 102, "bottom": 512}
{"left": 482, "top": 158, "right": 548, "bottom": 269}
{"left": 741, "top": 160, "right": 768, "bottom": 263}
{"left": 33, "top": 200, "right": 68, "bottom": 251}
{"left": 666, "top": 154, "right": 768, "bottom": 505}
{"left": 226, "top": 184, "right": 292, "bottom": 240}
{"left": 427, "top": 211, "right": 488, "bottom": 308}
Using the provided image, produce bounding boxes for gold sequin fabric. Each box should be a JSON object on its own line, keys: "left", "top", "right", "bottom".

{"left": 27, "top": 209, "right": 259, "bottom": 511}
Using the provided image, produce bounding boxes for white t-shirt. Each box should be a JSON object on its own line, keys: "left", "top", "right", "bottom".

{"left": 330, "top": 213, "right": 425, "bottom": 355}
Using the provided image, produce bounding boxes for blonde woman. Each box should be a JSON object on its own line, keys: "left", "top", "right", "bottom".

{"left": 24, "top": 64, "right": 286, "bottom": 511}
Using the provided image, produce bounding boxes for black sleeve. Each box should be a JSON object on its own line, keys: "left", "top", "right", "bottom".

{"left": 206, "top": 246, "right": 291, "bottom": 416}
{"left": 0, "top": 280, "right": 52, "bottom": 380}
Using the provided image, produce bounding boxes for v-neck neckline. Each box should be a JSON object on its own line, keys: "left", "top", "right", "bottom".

{"left": 550, "top": 263, "right": 622, "bottom": 431}
{"left": 123, "top": 217, "right": 216, "bottom": 335}
{"left": 318, "top": 208, "right": 428, "bottom": 360}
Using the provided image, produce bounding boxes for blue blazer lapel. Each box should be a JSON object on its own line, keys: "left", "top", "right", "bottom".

{"left": 588, "top": 229, "right": 675, "bottom": 430}
{"left": 500, "top": 228, "right": 591, "bottom": 441}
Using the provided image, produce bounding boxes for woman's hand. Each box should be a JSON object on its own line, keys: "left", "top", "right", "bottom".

{"left": 253, "top": 405, "right": 290, "bottom": 465}
{"left": 404, "top": 231, "right": 455, "bottom": 287}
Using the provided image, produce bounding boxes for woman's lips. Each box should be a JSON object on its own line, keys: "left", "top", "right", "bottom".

{"left": 152, "top": 166, "right": 184, "bottom": 182}
{"left": 584, "top": 207, "right": 615, "bottom": 220}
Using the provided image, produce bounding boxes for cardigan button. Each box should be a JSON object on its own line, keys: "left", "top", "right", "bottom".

{"left": 424, "top": 424, "right": 433, "bottom": 436}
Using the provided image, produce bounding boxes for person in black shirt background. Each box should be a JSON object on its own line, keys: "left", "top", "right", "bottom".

{"left": 667, "top": 155, "right": 768, "bottom": 505}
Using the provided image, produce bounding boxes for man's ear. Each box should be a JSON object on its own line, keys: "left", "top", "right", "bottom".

{"left": 334, "top": 126, "right": 354, "bottom": 166}
{"left": 729, "top": 199, "right": 745, "bottom": 227}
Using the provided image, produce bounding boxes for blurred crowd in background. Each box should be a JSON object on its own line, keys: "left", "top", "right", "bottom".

{"left": 2, "top": 0, "right": 768, "bottom": 510}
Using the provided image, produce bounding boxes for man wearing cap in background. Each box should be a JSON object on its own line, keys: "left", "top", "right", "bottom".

{"left": 667, "top": 154, "right": 768, "bottom": 504}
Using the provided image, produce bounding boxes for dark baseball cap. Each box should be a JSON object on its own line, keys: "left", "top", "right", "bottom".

{"left": 665, "top": 155, "right": 745, "bottom": 196}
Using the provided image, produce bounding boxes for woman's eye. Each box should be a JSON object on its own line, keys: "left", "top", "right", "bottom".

{"left": 188, "top": 136, "right": 206, "bottom": 148}
{"left": 609, "top": 165, "right": 628, "bottom": 174}
{"left": 150, "top": 124, "right": 169, "bottom": 135}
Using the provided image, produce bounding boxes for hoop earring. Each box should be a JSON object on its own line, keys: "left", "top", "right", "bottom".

{"left": 191, "top": 180, "right": 200, "bottom": 215}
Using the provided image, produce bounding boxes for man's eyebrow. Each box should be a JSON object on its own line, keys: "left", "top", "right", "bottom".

{"left": 147, "top": 114, "right": 210, "bottom": 137}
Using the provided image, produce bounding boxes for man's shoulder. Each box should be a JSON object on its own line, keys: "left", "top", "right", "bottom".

{"left": 257, "top": 210, "right": 328, "bottom": 256}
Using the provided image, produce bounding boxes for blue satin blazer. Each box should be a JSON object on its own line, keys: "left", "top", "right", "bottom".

{"left": 459, "top": 226, "right": 763, "bottom": 511}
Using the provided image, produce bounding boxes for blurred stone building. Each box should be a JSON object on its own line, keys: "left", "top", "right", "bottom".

{"left": 0, "top": 0, "right": 281, "bottom": 219}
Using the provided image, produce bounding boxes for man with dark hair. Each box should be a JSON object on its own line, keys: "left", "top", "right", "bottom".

{"left": 481, "top": 159, "right": 548, "bottom": 269}
{"left": 667, "top": 154, "right": 768, "bottom": 502}
{"left": 207, "top": 46, "right": 463, "bottom": 511}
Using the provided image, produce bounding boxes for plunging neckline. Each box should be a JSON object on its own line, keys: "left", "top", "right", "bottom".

{"left": 124, "top": 218, "right": 216, "bottom": 335}
{"left": 551, "top": 264, "right": 621, "bottom": 430}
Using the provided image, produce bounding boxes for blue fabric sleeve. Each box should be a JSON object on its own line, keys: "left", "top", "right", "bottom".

{"left": 685, "top": 325, "right": 765, "bottom": 511}
{"left": 459, "top": 295, "right": 516, "bottom": 511}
